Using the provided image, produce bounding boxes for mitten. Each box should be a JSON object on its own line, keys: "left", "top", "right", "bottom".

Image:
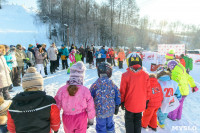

{"left": 121, "top": 102, "right": 125, "bottom": 110}
{"left": 54, "top": 131, "right": 58, "bottom": 133}
{"left": 87, "top": 119, "right": 94, "bottom": 129}
{"left": 114, "top": 105, "right": 120, "bottom": 115}
{"left": 146, "top": 100, "right": 149, "bottom": 109}
{"left": 192, "top": 87, "right": 199, "bottom": 93}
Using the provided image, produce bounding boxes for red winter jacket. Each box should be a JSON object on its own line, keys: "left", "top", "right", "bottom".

{"left": 180, "top": 58, "right": 186, "bottom": 67}
{"left": 120, "top": 65, "right": 151, "bottom": 113}
{"left": 7, "top": 105, "right": 60, "bottom": 133}
{"left": 148, "top": 77, "right": 163, "bottom": 108}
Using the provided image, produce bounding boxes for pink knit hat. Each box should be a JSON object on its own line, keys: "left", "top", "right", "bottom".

{"left": 67, "top": 61, "right": 86, "bottom": 85}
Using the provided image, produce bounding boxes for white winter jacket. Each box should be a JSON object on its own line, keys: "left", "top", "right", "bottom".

{"left": 0, "top": 55, "right": 12, "bottom": 88}
{"left": 47, "top": 46, "right": 58, "bottom": 61}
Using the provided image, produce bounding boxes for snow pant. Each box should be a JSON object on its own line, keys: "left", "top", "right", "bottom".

{"left": 0, "top": 125, "right": 8, "bottom": 133}
{"left": 50, "top": 60, "right": 56, "bottom": 73}
{"left": 142, "top": 107, "right": 159, "bottom": 128}
{"left": 12, "top": 67, "right": 19, "bottom": 86}
{"left": 56, "top": 56, "right": 60, "bottom": 68}
{"left": 96, "top": 116, "right": 115, "bottom": 133}
{"left": 62, "top": 112, "right": 87, "bottom": 133}
{"left": 107, "top": 58, "right": 112, "bottom": 65}
{"left": 36, "top": 64, "right": 45, "bottom": 77}
{"left": 81, "top": 57, "right": 84, "bottom": 63}
{"left": 157, "top": 108, "right": 168, "bottom": 125}
{"left": 62, "top": 60, "right": 69, "bottom": 69}
{"left": 125, "top": 110, "right": 142, "bottom": 133}
{"left": 44, "top": 66, "right": 48, "bottom": 75}
{"left": 119, "top": 61, "right": 123, "bottom": 69}
{"left": 9, "top": 71, "right": 13, "bottom": 90}
{"left": 67, "top": 63, "right": 74, "bottom": 74}
{"left": 100, "top": 58, "right": 106, "bottom": 63}
{"left": 0, "top": 86, "right": 11, "bottom": 100}
{"left": 111, "top": 58, "right": 116, "bottom": 66}
{"left": 16, "top": 66, "right": 24, "bottom": 86}
{"left": 168, "top": 96, "right": 186, "bottom": 121}
{"left": 96, "top": 58, "right": 101, "bottom": 67}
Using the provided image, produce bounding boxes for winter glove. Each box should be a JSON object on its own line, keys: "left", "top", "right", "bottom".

{"left": 54, "top": 131, "right": 58, "bottom": 133}
{"left": 121, "top": 102, "right": 125, "bottom": 110}
{"left": 192, "top": 87, "right": 199, "bottom": 93}
{"left": 114, "top": 105, "right": 120, "bottom": 115}
{"left": 87, "top": 119, "right": 94, "bottom": 129}
{"left": 146, "top": 100, "right": 149, "bottom": 109}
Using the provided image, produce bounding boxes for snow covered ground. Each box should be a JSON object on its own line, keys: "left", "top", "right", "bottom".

{"left": 10, "top": 57, "right": 200, "bottom": 133}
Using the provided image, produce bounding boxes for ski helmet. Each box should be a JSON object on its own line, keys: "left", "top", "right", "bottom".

{"left": 127, "top": 52, "right": 142, "bottom": 67}
{"left": 167, "top": 60, "right": 178, "bottom": 71}
{"left": 156, "top": 66, "right": 171, "bottom": 79}
{"left": 97, "top": 62, "right": 112, "bottom": 78}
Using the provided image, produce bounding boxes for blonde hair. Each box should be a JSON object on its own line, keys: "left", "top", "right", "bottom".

{"left": 0, "top": 45, "right": 6, "bottom": 55}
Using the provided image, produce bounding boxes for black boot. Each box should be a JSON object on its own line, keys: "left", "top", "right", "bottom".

{"left": 148, "top": 125, "right": 157, "bottom": 131}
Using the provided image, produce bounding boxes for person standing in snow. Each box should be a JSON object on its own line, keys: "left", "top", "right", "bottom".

{"left": 75, "top": 50, "right": 82, "bottom": 62}
{"left": 7, "top": 67, "right": 60, "bottom": 133}
{"left": 110, "top": 47, "right": 116, "bottom": 66}
{"left": 0, "top": 45, "right": 12, "bottom": 100}
{"left": 27, "top": 44, "right": 35, "bottom": 67}
{"left": 100, "top": 46, "right": 107, "bottom": 63}
{"left": 87, "top": 48, "right": 94, "bottom": 69}
{"left": 95, "top": 48, "right": 101, "bottom": 67}
{"left": 141, "top": 73, "right": 163, "bottom": 131}
{"left": 0, "top": 96, "right": 12, "bottom": 133}
{"left": 59, "top": 45, "right": 69, "bottom": 70}
{"left": 55, "top": 61, "right": 95, "bottom": 133}
{"left": 118, "top": 48, "right": 125, "bottom": 69}
{"left": 79, "top": 45, "right": 85, "bottom": 62}
{"left": 10, "top": 46, "right": 18, "bottom": 87}
{"left": 166, "top": 60, "right": 198, "bottom": 121}
{"left": 181, "top": 54, "right": 193, "bottom": 74}
{"left": 35, "top": 45, "right": 47, "bottom": 78}
{"left": 42, "top": 44, "right": 48, "bottom": 76}
{"left": 67, "top": 49, "right": 76, "bottom": 74}
{"left": 90, "top": 62, "right": 121, "bottom": 133}
{"left": 15, "top": 44, "right": 27, "bottom": 85}
{"left": 4, "top": 45, "right": 13, "bottom": 91}
{"left": 156, "top": 67, "right": 181, "bottom": 128}
{"left": 47, "top": 43, "right": 58, "bottom": 74}
{"left": 106, "top": 48, "right": 112, "bottom": 65}
{"left": 120, "top": 53, "right": 151, "bottom": 133}
{"left": 85, "top": 45, "right": 90, "bottom": 63}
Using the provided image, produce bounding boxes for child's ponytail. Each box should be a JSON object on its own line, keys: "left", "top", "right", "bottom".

{"left": 67, "top": 85, "right": 78, "bottom": 96}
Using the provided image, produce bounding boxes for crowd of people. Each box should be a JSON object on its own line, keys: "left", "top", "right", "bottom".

{"left": 0, "top": 43, "right": 199, "bottom": 133}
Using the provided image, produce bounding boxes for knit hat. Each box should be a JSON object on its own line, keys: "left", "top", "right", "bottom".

{"left": 37, "top": 44, "right": 42, "bottom": 49}
{"left": 16, "top": 44, "right": 22, "bottom": 49}
{"left": 22, "top": 67, "right": 44, "bottom": 91}
{"left": 167, "top": 60, "right": 178, "bottom": 71}
{"left": 165, "top": 49, "right": 175, "bottom": 60}
{"left": 29, "top": 44, "right": 33, "bottom": 48}
{"left": 67, "top": 61, "right": 86, "bottom": 85}
{"left": 0, "top": 97, "right": 11, "bottom": 116}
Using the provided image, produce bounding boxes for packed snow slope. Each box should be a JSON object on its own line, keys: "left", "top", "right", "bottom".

{"left": 10, "top": 57, "right": 200, "bottom": 133}
{"left": 0, "top": 0, "right": 50, "bottom": 47}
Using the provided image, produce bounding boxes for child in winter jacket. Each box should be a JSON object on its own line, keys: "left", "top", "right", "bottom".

{"left": 141, "top": 74, "right": 163, "bottom": 131}
{"left": 156, "top": 67, "right": 181, "bottom": 128}
{"left": 67, "top": 49, "right": 76, "bottom": 74}
{"left": 118, "top": 49, "right": 125, "bottom": 69}
{"left": 166, "top": 60, "right": 198, "bottom": 121}
{"left": 55, "top": 61, "right": 96, "bottom": 133}
{"left": 90, "top": 62, "right": 121, "bottom": 133}
{"left": 120, "top": 53, "right": 151, "bottom": 133}
{"left": 7, "top": 67, "right": 60, "bottom": 133}
{"left": 95, "top": 49, "right": 101, "bottom": 67}
{"left": 0, "top": 96, "right": 11, "bottom": 133}
{"left": 75, "top": 50, "right": 82, "bottom": 62}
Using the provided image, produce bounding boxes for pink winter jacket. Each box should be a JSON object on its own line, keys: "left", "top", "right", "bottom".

{"left": 54, "top": 84, "right": 95, "bottom": 119}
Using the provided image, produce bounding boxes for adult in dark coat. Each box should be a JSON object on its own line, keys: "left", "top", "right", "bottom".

{"left": 85, "top": 45, "right": 90, "bottom": 63}
{"left": 87, "top": 48, "right": 93, "bottom": 69}
{"left": 79, "top": 45, "right": 85, "bottom": 62}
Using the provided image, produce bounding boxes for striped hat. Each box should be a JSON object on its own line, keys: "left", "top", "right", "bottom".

{"left": 0, "top": 96, "right": 11, "bottom": 116}
{"left": 165, "top": 49, "right": 175, "bottom": 60}
{"left": 22, "top": 67, "right": 43, "bottom": 91}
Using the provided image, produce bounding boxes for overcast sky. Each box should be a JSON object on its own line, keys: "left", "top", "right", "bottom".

{"left": 96, "top": 0, "right": 200, "bottom": 25}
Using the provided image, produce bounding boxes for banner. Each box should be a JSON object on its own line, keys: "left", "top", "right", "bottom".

{"left": 158, "top": 44, "right": 185, "bottom": 55}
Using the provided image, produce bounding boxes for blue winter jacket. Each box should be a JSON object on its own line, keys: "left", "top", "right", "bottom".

{"left": 59, "top": 48, "right": 69, "bottom": 57}
{"left": 90, "top": 76, "right": 121, "bottom": 118}
{"left": 100, "top": 49, "right": 106, "bottom": 58}
{"left": 4, "top": 53, "right": 13, "bottom": 70}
